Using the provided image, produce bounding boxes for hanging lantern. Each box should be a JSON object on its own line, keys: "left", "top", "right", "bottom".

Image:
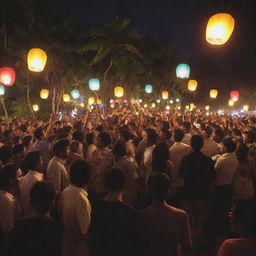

{"left": 144, "top": 104, "right": 148, "bottom": 108}
{"left": 176, "top": 98, "right": 180, "bottom": 103}
{"left": 89, "top": 78, "right": 100, "bottom": 91}
{"left": 114, "top": 86, "right": 124, "bottom": 98}
{"left": 110, "top": 103, "right": 115, "bottom": 108}
{"left": 188, "top": 80, "right": 198, "bottom": 92}
{"left": 243, "top": 105, "right": 249, "bottom": 111}
{"left": 88, "top": 96, "right": 95, "bottom": 105}
{"left": 185, "top": 105, "right": 190, "bottom": 110}
{"left": 0, "top": 85, "right": 5, "bottom": 95}
{"left": 176, "top": 64, "right": 190, "bottom": 79}
{"left": 151, "top": 103, "right": 156, "bottom": 108}
{"left": 71, "top": 89, "right": 80, "bottom": 99}
{"left": 169, "top": 99, "right": 174, "bottom": 104}
{"left": 97, "top": 99, "right": 102, "bottom": 105}
{"left": 210, "top": 89, "right": 218, "bottom": 99}
{"left": 27, "top": 48, "right": 47, "bottom": 72}
{"left": 63, "top": 94, "right": 70, "bottom": 102}
{"left": 166, "top": 105, "right": 170, "bottom": 110}
{"left": 206, "top": 13, "right": 235, "bottom": 45}
{"left": 145, "top": 84, "right": 153, "bottom": 93}
{"left": 190, "top": 103, "right": 195, "bottom": 109}
{"left": 177, "top": 105, "right": 181, "bottom": 110}
{"left": 40, "top": 89, "right": 49, "bottom": 99}
{"left": 162, "top": 91, "right": 169, "bottom": 100}
{"left": 0, "top": 67, "right": 16, "bottom": 87}
{"left": 205, "top": 105, "right": 210, "bottom": 111}
{"left": 230, "top": 90, "right": 239, "bottom": 102}
{"left": 80, "top": 103, "right": 85, "bottom": 108}
{"left": 228, "top": 99, "right": 234, "bottom": 106}
{"left": 32, "top": 104, "right": 39, "bottom": 112}
{"left": 156, "top": 99, "right": 160, "bottom": 104}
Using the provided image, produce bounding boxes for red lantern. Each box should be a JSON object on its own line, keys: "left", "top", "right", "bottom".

{"left": 0, "top": 67, "right": 16, "bottom": 86}
{"left": 230, "top": 90, "right": 239, "bottom": 102}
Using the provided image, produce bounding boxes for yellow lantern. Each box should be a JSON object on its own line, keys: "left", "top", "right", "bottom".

{"left": 63, "top": 94, "right": 70, "bottom": 102}
{"left": 32, "top": 104, "right": 39, "bottom": 112}
{"left": 151, "top": 103, "right": 156, "bottom": 108}
{"left": 205, "top": 105, "right": 210, "bottom": 111}
{"left": 166, "top": 105, "right": 170, "bottom": 110}
{"left": 144, "top": 104, "right": 148, "bottom": 108}
{"left": 228, "top": 99, "right": 234, "bottom": 106}
{"left": 190, "top": 103, "right": 195, "bottom": 109}
{"left": 206, "top": 13, "right": 235, "bottom": 45}
{"left": 80, "top": 103, "right": 85, "bottom": 108}
{"left": 88, "top": 97, "right": 95, "bottom": 105}
{"left": 114, "top": 86, "right": 124, "bottom": 98}
{"left": 185, "top": 105, "right": 190, "bottom": 110}
{"left": 97, "top": 99, "right": 102, "bottom": 105}
{"left": 27, "top": 48, "right": 47, "bottom": 72}
{"left": 188, "top": 80, "right": 198, "bottom": 92}
{"left": 210, "top": 89, "right": 218, "bottom": 99}
{"left": 162, "top": 91, "right": 169, "bottom": 100}
{"left": 243, "top": 105, "right": 249, "bottom": 111}
{"left": 40, "top": 89, "right": 49, "bottom": 99}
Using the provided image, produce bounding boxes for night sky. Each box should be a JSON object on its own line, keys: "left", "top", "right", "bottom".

{"left": 46, "top": 0, "right": 256, "bottom": 105}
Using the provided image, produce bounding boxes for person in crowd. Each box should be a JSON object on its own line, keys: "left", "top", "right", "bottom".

{"left": 120, "top": 128, "right": 136, "bottom": 160}
{"left": 73, "top": 130, "right": 84, "bottom": 143}
{"left": 66, "top": 140, "right": 83, "bottom": 167}
{"left": 22, "top": 135, "right": 33, "bottom": 154}
{"left": 1, "top": 130, "right": 13, "bottom": 147}
{"left": 159, "top": 127, "right": 173, "bottom": 147}
{"left": 85, "top": 133, "right": 97, "bottom": 161}
{"left": 0, "top": 146, "right": 13, "bottom": 167}
{"left": 13, "top": 144, "right": 25, "bottom": 168}
{"left": 182, "top": 122, "right": 192, "bottom": 146}
{"left": 201, "top": 126, "right": 220, "bottom": 157}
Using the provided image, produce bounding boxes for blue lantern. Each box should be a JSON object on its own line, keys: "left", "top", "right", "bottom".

{"left": 99, "top": 104, "right": 104, "bottom": 109}
{"left": 169, "top": 99, "right": 174, "bottom": 104}
{"left": 0, "top": 85, "right": 5, "bottom": 95}
{"left": 89, "top": 78, "right": 100, "bottom": 91}
{"left": 176, "top": 98, "right": 180, "bottom": 103}
{"left": 145, "top": 84, "right": 153, "bottom": 93}
{"left": 71, "top": 89, "right": 80, "bottom": 99}
{"left": 176, "top": 64, "right": 190, "bottom": 79}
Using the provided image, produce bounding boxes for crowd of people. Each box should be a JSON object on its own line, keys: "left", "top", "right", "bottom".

{"left": 0, "top": 108, "right": 256, "bottom": 256}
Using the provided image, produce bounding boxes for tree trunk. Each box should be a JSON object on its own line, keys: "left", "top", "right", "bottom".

{"left": 26, "top": 72, "right": 35, "bottom": 119}
{"left": 0, "top": 97, "right": 9, "bottom": 122}
{"left": 52, "top": 88, "right": 56, "bottom": 114}
{"left": 102, "top": 57, "right": 113, "bottom": 103}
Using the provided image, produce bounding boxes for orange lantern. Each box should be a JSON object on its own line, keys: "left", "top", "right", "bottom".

{"left": 114, "top": 87, "right": 124, "bottom": 98}
{"left": 162, "top": 91, "right": 169, "bottom": 100}
{"left": 63, "top": 94, "right": 70, "bottom": 102}
{"left": 0, "top": 67, "right": 16, "bottom": 86}
{"left": 230, "top": 90, "right": 239, "bottom": 102}
{"left": 40, "top": 89, "right": 49, "bottom": 99}
{"left": 210, "top": 89, "right": 218, "bottom": 99}
{"left": 188, "top": 80, "right": 198, "bottom": 92}
{"left": 27, "top": 48, "right": 47, "bottom": 72}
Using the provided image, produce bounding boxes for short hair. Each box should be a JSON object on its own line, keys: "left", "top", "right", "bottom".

{"left": 2, "top": 130, "right": 12, "bottom": 138}
{"left": 53, "top": 139, "right": 69, "bottom": 157}
{"left": 147, "top": 173, "right": 170, "bottom": 201}
{"left": 96, "top": 125, "right": 104, "bottom": 133}
{"left": 99, "top": 132, "right": 111, "bottom": 147}
{"left": 24, "top": 151, "right": 41, "bottom": 170}
{"left": 105, "top": 168, "right": 126, "bottom": 191}
{"left": 202, "top": 126, "right": 213, "bottom": 137}
{"left": 34, "top": 127, "right": 44, "bottom": 140}
{"left": 56, "top": 133, "right": 68, "bottom": 140}
{"left": 19, "top": 124, "right": 28, "bottom": 133}
{"left": 236, "top": 143, "right": 249, "bottom": 162}
{"left": 146, "top": 129, "right": 157, "bottom": 145}
{"left": 70, "top": 140, "right": 80, "bottom": 153}
{"left": 22, "top": 136, "right": 32, "bottom": 148}
{"left": 13, "top": 144, "right": 24, "bottom": 155}
{"left": 0, "top": 164, "right": 19, "bottom": 189}
{"left": 13, "top": 136, "right": 21, "bottom": 145}
{"left": 120, "top": 129, "right": 131, "bottom": 142}
{"left": 191, "top": 135, "right": 204, "bottom": 151}
{"left": 73, "top": 131, "right": 84, "bottom": 143}
{"left": 70, "top": 160, "right": 91, "bottom": 187}
{"left": 173, "top": 128, "right": 185, "bottom": 142}
{"left": 161, "top": 128, "right": 172, "bottom": 140}
{"left": 113, "top": 142, "right": 126, "bottom": 157}
{"left": 223, "top": 137, "right": 236, "bottom": 153}
{"left": 0, "top": 146, "right": 13, "bottom": 165}
{"left": 86, "top": 133, "right": 95, "bottom": 145}
{"left": 30, "top": 181, "right": 55, "bottom": 214}
{"left": 182, "top": 122, "right": 191, "bottom": 131}
{"left": 243, "top": 131, "right": 255, "bottom": 143}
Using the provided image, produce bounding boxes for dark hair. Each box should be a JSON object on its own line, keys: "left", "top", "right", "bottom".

{"left": 70, "top": 140, "right": 80, "bottom": 153}
{"left": 223, "top": 137, "right": 236, "bottom": 153}
{"left": 0, "top": 146, "right": 13, "bottom": 165}
{"left": 202, "top": 126, "right": 213, "bottom": 137}
{"left": 191, "top": 135, "right": 204, "bottom": 152}
{"left": 53, "top": 139, "right": 69, "bottom": 157}
{"left": 147, "top": 173, "right": 170, "bottom": 201}
{"left": 113, "top": 142, "right": 126, "bottom": 157}
{"left": 13, "top": 136, "right": 21, "bottom": 145}
{"left": 152, "top": 143, "right": 169, "bottom": 173}
{"left": 182, "top": 122, "right": 191, "bottom": 132}
{"left": 232, "top": 128, "right": 242, "bottom": 137}
{"left": 173, "top": 128, "right": 185, "bottom": 142}
{"left": 96, "top": 125, "right": 104, "bottom": 133}
{"left": 34, "top": 127, "right": 44, "bottom": 140}
{"left": 146, "top": 129, "right": 157, "bottom": 145}
{"left": 99, "top": 132, "right": 111, "bottom": 147}
{"left": 236, "top": 143, "right": 249, "bottom": 162}
{"left": 0, "top": 164, "right": 19, "bottom": 189}
{"left": 243, "top": 131, "right": 255, "bottom": 143}
{"left": 47, "top": 135, "right": 56, "bottom": 143}
{"left": 30, "top": 181, "right": 55, "bottom": 214}
{"left": 86, "top": 133, "right": 95, "bottom": 146}
{"left": 73, "top": 121, "right": 83, "bottom": 131}
{"left": 2, "top": 130, "right": 12, "bottom": 139}
{"left": 162, "top": 121, "right": 170, "bottom": 130}
{"left": 56, "top": 133, "right": 68, "bottom": 140}
{"left": 105, "top": 168, "right": 126, "bottom": 191}
{"left": 73, "top": 131, "right": 84, "bottom": 143}
{"left": 22, "top": 136, "right": 32, "bottom": 148}
{"left": 70, "top": 160, "right": 91, "bottom": 187}
{"left": 161, "top": 128, "right": 172, "bottom": 140}
{"left": 120, "top": 129, "right": 131, "bottom": 142}
{"left": 19, "top": 124, "right": 28, "bottom": 133}
{"left": 24, "top": 151, "right": 41, "bottom": 170}
{"left": 13, "top": 144, "right": 24, "bottom": 155}
{"left": 64, "top": 126, "right": 72, "bottom": 134}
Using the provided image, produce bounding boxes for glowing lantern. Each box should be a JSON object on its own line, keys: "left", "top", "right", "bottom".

{"left": 40, "top": 89, "right": 49, "bottom": 99}
{"left": 63, "top": 94, "right": 70, "bottom": 102}
{"left": 176, "top": 98, "right": 180, "bottom": 103}
{"left": 176, "top": 64, "right": 190, "bottom": 79}
{"left": 145, "top": 84, "right": 153, "bottom": 93}
{"left": 27, "top": 48, "right": 47, "bottom": 72}
{"left": 162, "top": 91, "right": 169, "bottom": 100}
{"left": 80, "top": 103, "right": 85, "bottom": 107}
{"left": 243, "top": 105, "right": 249, "bottom": 111}
{"left": 0, "top": 67, "right": 16, "bottom": 86}
{"left": 205, "top": 105, "right": 210, "bottom": 111}
{"left": 185, "top": 105, "right": 190, "bottom": 110}
{"left": 210, "top": 89, "right": 218, "bottom": 99}
{"left": 89, "top": 78, "right": 100, "bottom": 91}
{"left": 151, "top": 103, "right": 156, "bottom": 108}
{"left": 88, "top": 96, "right": 95, "bottom": 105}
{"left": 228, "top": 99, "right": 234, "bottom": 106}
{"left": 32, "top": 104, "right": 39, "bottom": 112}
{"left": 110, "top": 103, "right": 115, "bottom": 108}
{"left": 114, "top": 87, "right": 124, "bottom": 98}
{"left": 230, "top": 90, "right": 239, "bottom": 102}
{"left": 71, "top": 89, "right": 80, "bottom": 99}
{"left": 139, "top": 99, "right": 143, "bottom": 103}
{"left": 156, "top": 99, "right": 160, "bottom": 103}
{"left": 169, "top": 100, "right": 173, "bottom": 104}
{"left": 0, "top": 85, "right": 5, "bottom": 95}
{"left": 144, "top": 104, "right": 148, "bottom": 108}
{"left": 188, "top": 80, "right": 198, "bottom": 92}
{"left": 166, "top": 106, "right": 170, "bottom": 110}
{"left": 97, "top": 99, "right": 102, "bottom": 105}
{"left": 206, "top": 13, "right": 235, "bottom": 45}
{"left": 190, "top": 103, "right": 195, "bottom": 109}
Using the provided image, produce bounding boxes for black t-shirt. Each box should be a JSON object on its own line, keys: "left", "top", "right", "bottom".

{"left": 11, "top": 216, "right": 63, "bottom": 256}
{"left": 179, "top": 151, "right": 215, "bottom": 200}
{"left": 88, "top": 200, "right": 142, "bottom": 256}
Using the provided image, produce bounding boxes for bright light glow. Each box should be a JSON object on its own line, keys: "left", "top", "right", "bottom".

{"left": 89, "top": 78, "right": 100, "bottom": 91}
{"left": 176, "top": 64, "right": 190, "bottom": 79}
{"left": 88, "top": 97, "right": 95, "bottom": 105}
{"left": 205, "top": 105, "right": 210, "bottom": 111}
{"left": 243, "top": 104, "right": 249, "bottom": 111}
{"left": 0, "top": 67, "right": 16, "bottom": 87}
{"left": 176, "top": 98, "right": 180, "bottom": 102}
{"left": 63, "top": 94, "right": 70, "bottom": 102}
{"left": 71, "top": 89, "right": 80, "bottom": 99}
{"left": 156, "top": 99, "right": 160, "bottom": 103}
{"left": 162, "top": 91, "right": 169, "bottom": 100}
{"left": 80, "top": 103, "right": 85, "bottom": 107}
{"left": 145, "top": 84, "right": 153, "bottom": 93}
{"left": 144, "top": 104, "right": 148, "bottom": 108}
{"left": 188, "top": 80, "right": 198, "bottom": 92}
{"left": 0, "top": 85, "right": 5, "bottom": 95}
{"left": 185, "top": 105, "right": 189, "bottom": 110}
{"left": 166, "top": 105, "right": 170, "bottom": 110}
{"left": 27, "top": 48, "right": 47, "bottom": 72}
{"left": 170, "top": 100, "right": 174, "bottom": 104}
{"left": 40, "top": 89, "right": 49, "bottom": 99}
{"left": 210, "top": 89, "right": 218, "bottom": 99}
{"left": 228, "top": 99, "right": 234, "bottom": 106}
{"left": 151, "top": 103, "right": 156, "bottom": 108}
{"left": 114, "top": 86, "right": 124, "bottom": 98}
{"left": 32, "top": 104, "right": 39, "bottom": 112}
{"left": 139, "top": 99, "right": 143, "bottom": 103}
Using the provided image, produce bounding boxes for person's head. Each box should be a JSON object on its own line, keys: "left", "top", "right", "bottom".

{"left": 0, "top": 146, "right": 13, "bottom": 165}
{"left": 86, "top": 133, "right": 96, "bottom": 146}
{"left": 173, "top": 128, "right": 185, "bottom": 142}
{"left": 213, "top": 127, "right": 225, "bottom": 143}
{"left": 113, "top": 142, "right": 126, "bottom": 159}
{"left": 47, "top": 134, "right": 56, "bottom": 144}
{"left": 13, "top": 144, "right": 25, "bottom": 160}
{"left": 232, "top": 128, "right": 242, "bottom": 138}
{"left": 222, "top": 137, "right": 236, "bottom": 154}
{"left": 22, "top": 136, "right": 32, "bottom": 150}
{"left": 236, "top": 143, "right": 249, "bottom": 162}
{"left": 19, "top": 124, "right": 28, "bottom": 133}
{"left": 182, "top": 122, "right": 191, "bottom": 133}
{"left": 152, "top": 143, "right": 169, "bottom": 173}
{"left": 105, "top": 168, "right": 126, "bottom": 192}
{"left": 146, "top": 128, "right": 157, "bottom": 145}
{"left": 73, "top": 131, "right": 84, "bottom": 143}
{"left": 147, "top": 173, "right": 170, "bottom": 202}
{"left": 2, "top": 129, "right": 12, "bottom": 140}
{"left": 70, "top": 160, "right": 91, "bottom": 187}
{"left": 191, "top": 135, "right": 204, "bottom": 152}
{"left": 70, "top": 140, "right": 83, "bottom": 155}
{"left": 97, "top": 132, "right": 111, "bottom": 148}
{"left": 96, "top": 125, "right": 104, "bottom": 133}
{"left": 24, "top": 151, "right": 42, "bottom": 172}
{"left": 30, "top": 181, "right": 55, "bottom": 215}
{"left": 34, "top": 127, "right": 45, "bottom": 141}
{"left": 160, "top": 128, "right": 172, "bottom": 142}
{"left": 73, "top": 121, "right": 83, "bottom": 131}
{"left": 243, "top": 131, "right": 255, "bottom": 144}
{"left": 13, "top": 136, "right": 21, "bottom": 145}
{"left": 119, "top": 129, "right": 131, "bottom": 143}
{"left": 53, "top": 139, "right": 69, "bottom": 159}
{"left": 201, "top": 126, "right": 213, "bottom": 139}
{"left": 0, "top": 164, "right": 22, "bottom": 191}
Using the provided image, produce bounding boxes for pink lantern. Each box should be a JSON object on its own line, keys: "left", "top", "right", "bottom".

{"left": 0, "top": 67, "right": 16, "bottom": 86}
{"left": 230, "top": 90, "right": 239, "bottom": 102}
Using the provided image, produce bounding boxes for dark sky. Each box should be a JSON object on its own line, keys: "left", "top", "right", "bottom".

{"left": 46, "top": 0, "right": 256, "bottom": 105}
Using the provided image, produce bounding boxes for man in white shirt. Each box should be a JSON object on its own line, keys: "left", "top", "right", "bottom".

{"left": 47, "top": 139, "right": 70, "bottom": 195}
{"left": 60, "top": 160, "right": 91, "bottom": 256}
{"left": 201, "top": 126, "right": 220, "bottom": 157}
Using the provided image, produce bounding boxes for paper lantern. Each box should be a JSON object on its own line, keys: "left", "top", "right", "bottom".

{"left": 166, "top": 106, "right": 170, "bottom": 110}
{"left": 32, "top": 104, "right": 39, "bottom": 112}
{"left": 40, "top": 89, "right": 49, "bottom": 99}
{"left": 97, "top": 99, "right": 102, "bottom": 105}
{"left": 80, "top": 103, "right": 85, "bottom": 107}
{"left": 114, "top": 87, "right": 124, "bottom": 98}
{"left": 185, "top": 105, "right": 190, "bottom": 110}
{"left": 230, "top": 90, "right": 239, "bottom": 102}
{"left": 156, "top": 99, "right": 160, "bottom": 104}
{"left": 205, "top": 105, "right": 210, "bottom": 111}
{"left": 206, "top": 13, "right": 235, "bottom": 45}
{"left": 89, "top": 78, "right": 100, "bottom": 91}
{"left": 188, "top": 80, "right": 198, "bottom": 92}
{"left": 110, "top": 103, "right": 115, "bottom": 108}
{"left": 144, "top": 104, "right": 148, "bottom": 108}
{"left": 0, "top": 85, "right": 5, "bottom": 95}
{"left": 151, "top": 103, "right": 156, "bottom": 108}
{"left": 71, "top": 89, "right": 80, "bottom": 99}
{"left": 210, "top": 89, "right": 218, "bottom": 99}
{"left": 63, "top": 94, "right": 70, "bottom": 102}
{"left": 228, "top": 99, "right": 234, "bottom": 106}
{"left": 162, "top": 91, "right": 169, "bottom": 100}
{"left": 190, "top": 103, "right": 195, "bottom": 109}
{"left": 88, "top": 96, "right": 95, "bottom": 105}
{"left": 243, "top": 105, "right": 249, "bottom": 111}
{"left": 145, "top": 84, "right": 153, "bottom": 93}
{"left": 176, "top": 98, "right": 180, "bottom": 103}
{"left": 0, "top": 67, "right": 16, "bottom": 86}
{"left": 176, "top": 64, "right": 190, "bottom": 79}
{"left": 27, "top": 48, "right": 47, "bottom": 72}
{"left": 139, "top": 99, "right": 143, "bottom": 103}
{"left": 169, "top": 100, "right": 174, "bottom": 104}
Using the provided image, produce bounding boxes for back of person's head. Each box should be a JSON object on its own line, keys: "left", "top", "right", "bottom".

{"left": 173, "top": 128, "right": 185, "bottom": 142}
{"left": 13, "top": 144, "right": 24, "bottom": 156}
{"left": 232, "top": 128, "right": 242, "bottom": 137}
{"left": 73, "top": 121, "right": 83, "bottom": 131}
{"left": 182, "top": 122, "right": 191, "bottom": 133}
{"left": 202, "top": 126, "right": 213, "bottom": 138}
{"left": 19, "top": 124, "right": 28, "bottom": 133}
{"left": 53, "top": 139, "right": 69, "bottom": 157}
{"left": 34, "top": 127, "right": 44, "bottom": 140}
{"left": 161, "top": 128, "right": 172, "bottom": 140}
{"left": 191, "top": 135, "right": 204, "bottom": 152}
{"left": 152, "top": 143, "right": 169, "bottom": 173}
{"left": 0, "top": 164, "right": 19, "bottom": 189}
{"left": 99, "top": 132, "right": 111, "bottom": 147}
{"left": 24, "top": 151, "right": 41, "bottom": 170}
{"left": 13, "top": 136, "right": 21, "bottom": 145}
{"left": 105, "top": 168, "right": 126, "bottom": 192}
{"left": 147, "top": 173, "right": 170, "bottom": 201}
{"left": 162, "top": 121, "right": 170, "bottom": 130}
{"left": 22, "top": 136, "right": 32, "bottom": 148}
{"left": 113, "top": 142, "right": 126, "bottom": 158}
{"left": 47, "top": 134, "right": 56, "bottom": 143}
{"left": 96, "top": 125, "right": 104, "bottom": 133}
{"left": 146, "top": 128, "right": 157, "bottom": 145}
{"left": 30, "top": 181, "right": 54, "bottom": 214}
{"left": 56, "top": 133, "right": 68, "bottom": 140}
{"left": 3, "top": 129, "right": 12, "bottom": 139}
{"left": 73, "top": 131, "right": 84, "bottom": 143}
{"left": 120, "top": 129, "right": 131, "bottom": 142}
{"left": 236, "top": 143, "right": 249, "bottom": 162}
{"left": 86, "top": 133, "right": 95, "bottom": 146}
{"left": 70, "top": 140, "right": 80, "bottom": 153}
{"left": 222, "top": 137, "right": 236, "bottom": 153}
{"left": 70, "top": 160, "right": 91, "bottom": 187}
{"left": 243, "top": 130, "right": 255, "bottom": 143}
{"left": 0, "top": 146, "right": 13, "bottom": 165}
